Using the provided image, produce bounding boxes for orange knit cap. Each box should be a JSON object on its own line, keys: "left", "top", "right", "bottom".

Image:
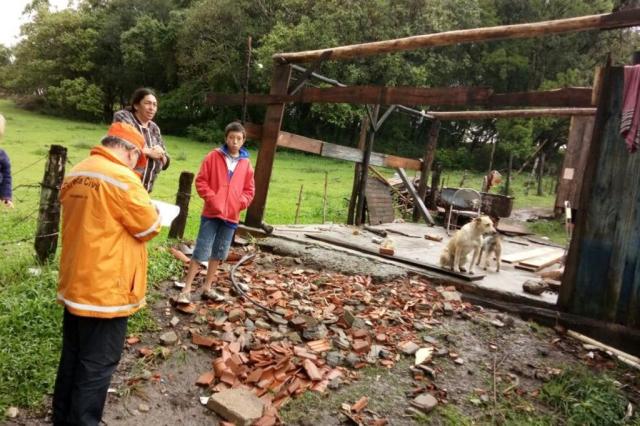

{"left": 105, "top": 122, "right": 147, "bottom": 169}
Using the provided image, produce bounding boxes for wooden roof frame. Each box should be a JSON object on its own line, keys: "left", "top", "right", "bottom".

{"left": 241, "top": 8, "right": 640, "bottom": 227}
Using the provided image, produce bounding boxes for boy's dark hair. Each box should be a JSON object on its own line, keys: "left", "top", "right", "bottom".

{"left": 127, "top": 88, "right": 157, "bottom": 111}
{"left": 225, "top": 122, "right": 246, "bottom": 138}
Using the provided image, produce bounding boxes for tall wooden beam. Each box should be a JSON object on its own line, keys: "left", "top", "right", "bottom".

{"left": 245, "top": 63, "right": 291, "bottom": 227}
{"left": 413, "top": 120, "right": 440, "bottom": 222}
{"left": 559, "top": 66, "right": 609, "bottom": 312}
{"left": 205, "top": 87, "right": 593, "bottom": 108}
{"left": 348, "top": 117, "right": 369, "bottom": 225}
{"left": 356, "top": 105, "right": 379, "bottom": 226}
{"left": 273, "top": 9, "right": 640, "bottom": 63}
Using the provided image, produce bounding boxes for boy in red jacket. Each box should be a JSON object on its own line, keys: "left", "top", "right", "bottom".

{"left": 178, "top": 122, "right": 255, "bottom": 302}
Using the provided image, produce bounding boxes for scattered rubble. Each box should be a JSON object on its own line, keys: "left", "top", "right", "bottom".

{"left": 161, "top": 245, "right": 481, "bottom": 422}
{"left": 206, "top": 388, "right": 265, "bottom": 425}
{"left": 411, "top": 393, "right": 438, "bottom": 413}
{"left": 159, "top": 331, "right": 178, "bottom": 346}
{"left": 6, "top": 407, "right": 19, "bottom": 419}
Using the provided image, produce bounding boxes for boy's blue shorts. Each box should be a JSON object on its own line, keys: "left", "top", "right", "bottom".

{"left": 192, "top": 216, "right": 235, "bottom": 262}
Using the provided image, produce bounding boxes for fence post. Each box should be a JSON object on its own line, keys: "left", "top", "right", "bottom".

{"left": 35, "top": 145, "right": 67, "bottom": 263}
{"left": 169, "top": 171, "right": 194, "bottom": 239}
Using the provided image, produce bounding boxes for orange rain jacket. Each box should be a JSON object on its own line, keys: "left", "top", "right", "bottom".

{"left": 58, "top": 145, "right": 161, "bottom": 318}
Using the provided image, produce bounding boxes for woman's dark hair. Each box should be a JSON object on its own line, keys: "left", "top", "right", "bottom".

{"left": 127, "top": 88, "right": 157, "bottom": 112}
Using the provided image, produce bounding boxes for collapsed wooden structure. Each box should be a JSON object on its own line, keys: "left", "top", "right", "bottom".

{"left": 206, "top": 8, "right": 640, "bottom": 343}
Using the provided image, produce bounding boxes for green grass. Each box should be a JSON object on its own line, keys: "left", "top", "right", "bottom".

{"left": 526, "top": 218, "right": 569, "bottom": 245}
{"left": 541, "top": 367, "right": 633, "bottom": 426}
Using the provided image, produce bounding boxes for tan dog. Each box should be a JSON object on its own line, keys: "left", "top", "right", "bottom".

{"left": 476, "top": 233, "right": 502, "bottom": 272}
{"left": 439, "top": 216, "right": 496, "bottom": 273}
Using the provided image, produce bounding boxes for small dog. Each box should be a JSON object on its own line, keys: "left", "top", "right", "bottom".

{"left": 439, "top": 216, "right": 497, "bottom": 273}
{"left": 476, "top": 233, "right": 502, "bottom": 272}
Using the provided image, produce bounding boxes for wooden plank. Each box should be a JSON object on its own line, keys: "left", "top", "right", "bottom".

{"left": 298, "top": 86, "right": 493, "bottom": 106}
{"left": 321, "top": 142, "right": 363, "bottom": 163}
{"left": 277, "top": 131, "right": 323, "bottom": 155}
{"left": 245, "top": 63, "right": 291, "bottom": 227}
{"left": 396, "top": 167, "right": 435, "bottom": 225}
{"left": 554, "top": 116, "right": 595, "bottom": 210}
{"left": 273, "top": 9, "right": 640, "bottom": 63}
{"left": 487, "top": 90, "right": 594, "bottom": 108}
{"left": 206, "top": 87, "right": 593, "bottom": 108}
{"left": 245, "top": 122, "right": 421, "bottom": 170}
{"left": 496, "top": 222, "right": 532, "bottom": 236}
{"left": 517, "top": 250, "right": 565, "bottom": 269}
{"left": 430, "top": 107, "right": 595, "bottom": 120}
{"left": 365, "top": 177, "right": 395, "bottom": 225}
{"left": 381, "top": 154, "right": 422, "bottom": 170}
{"left": 305, "top": 233, "right": 485, "bottom": 281}
{"left": 502, "top": 247, "right": 559, "bottom": 264}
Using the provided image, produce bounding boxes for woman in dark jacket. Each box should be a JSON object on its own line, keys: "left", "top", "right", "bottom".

{"left": 113, "top": 88, "right": 170, "bottom": 193}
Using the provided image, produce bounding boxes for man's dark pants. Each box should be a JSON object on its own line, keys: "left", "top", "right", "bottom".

{"left": 53, "top": 309, "right": 128, "bottom": 426}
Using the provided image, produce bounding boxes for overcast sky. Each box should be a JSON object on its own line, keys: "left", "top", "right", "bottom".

{"left": 0, "top": 0, "right": 74, "bottom": 47}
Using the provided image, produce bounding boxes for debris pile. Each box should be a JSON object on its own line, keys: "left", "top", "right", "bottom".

{"left": 159, "top": 246, "right": 478, "bottom": 424}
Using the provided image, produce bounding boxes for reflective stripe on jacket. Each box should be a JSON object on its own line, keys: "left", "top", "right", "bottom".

{"left": 58, "top": 145, "right": 161, "bottom": 318}
{"left": 195, "top": 148, "right": 255, "bottom": 223}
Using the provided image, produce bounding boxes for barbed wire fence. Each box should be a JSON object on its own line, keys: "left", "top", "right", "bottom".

{"left": 2, "top": 150, "right": 196, "bottom": 253}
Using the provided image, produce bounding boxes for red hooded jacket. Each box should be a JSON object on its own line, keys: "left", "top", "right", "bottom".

{"left": 195, "top": 148, "right": 255, "bottom": 223}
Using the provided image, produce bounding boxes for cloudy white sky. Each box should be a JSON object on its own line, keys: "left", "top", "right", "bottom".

{"left": 0, "top": 0, "right": 75, "bottom": 47}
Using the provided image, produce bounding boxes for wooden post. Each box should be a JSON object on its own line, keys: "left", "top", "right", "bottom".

{"left": 169, "top": 171, "right": 194, "bottom": 239}
{"left": 347, "top": 116, "right": 369, "bottom": 224}
{"left": 322, "top": 171, "right": 328, "bottom": 223}
{"left": 413, "top": 119, "right": 440, "bottom": 221}
{"left": 504, "top": 152, "right": 513, "bottom": 196}
{"left": 355, "top": 105, "right": 379, "bottom": 226}
{"left": 35, "top": 145, "right": 67, "bottom": 263}
{"left": 294, "top": 184, "right": 304, "bottom": 224}
{"left": 246, "top": 63, "right": 292, "bottom": 227}
{"left": 426, "top": 162, "right": 442, "bottom": 210}
{"left": 537, "top": 152, "right": 545, "bottom": 196}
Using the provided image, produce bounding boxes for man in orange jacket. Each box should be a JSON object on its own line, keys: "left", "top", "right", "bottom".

{"left": 53, "top": 122, "right": 161, "bottom": 426}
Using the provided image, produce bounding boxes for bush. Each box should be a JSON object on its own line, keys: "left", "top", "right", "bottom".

{"left": 46, "top": 78, "right": 104, "bottom": 121}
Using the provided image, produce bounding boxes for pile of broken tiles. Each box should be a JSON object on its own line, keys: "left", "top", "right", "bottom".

{"left": 163, "top": 246, "right": 475, "bottom": 425}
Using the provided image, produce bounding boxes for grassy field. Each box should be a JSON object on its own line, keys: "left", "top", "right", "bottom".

{"left": 0, "top": 98, "right": 559, "bottom": 414}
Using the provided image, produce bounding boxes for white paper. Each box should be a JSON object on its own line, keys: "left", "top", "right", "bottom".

{"left": 563, "top": 167, "right": 575, "bottom": 180}
{"left": 151, "top": 199, "right": 180, "bottom": 227}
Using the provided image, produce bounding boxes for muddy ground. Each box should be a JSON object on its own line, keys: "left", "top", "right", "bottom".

{"left": 6, "top": 240, "right": 639, "bottom": 426}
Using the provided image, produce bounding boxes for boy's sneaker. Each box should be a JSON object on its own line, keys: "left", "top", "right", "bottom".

{"left": 202, "top": 289, "right": 225, "bottom": 302}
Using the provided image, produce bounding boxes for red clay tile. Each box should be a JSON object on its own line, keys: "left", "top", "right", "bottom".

{"left": 352, "top": 339, "right": 370, "bottom": 353}
{"left": 303, "top": 359, "right": 323, "bottom": 381}
{"left": 351, "top": 396, "right": 369, "bottom": 413}
{"left": 196, "top": 371, "right": 214, "bottom": 387}
{"left": 191, "top": 333, "right": 216, "bottom": 348}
